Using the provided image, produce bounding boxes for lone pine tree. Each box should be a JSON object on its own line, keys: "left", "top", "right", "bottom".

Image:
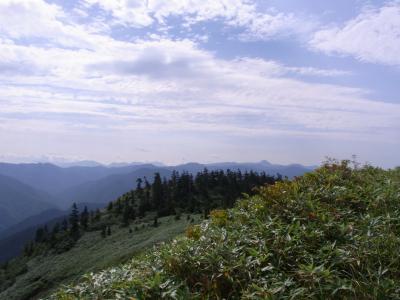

{"left": 69, "top": 203, "right": 80, "bottom": 241}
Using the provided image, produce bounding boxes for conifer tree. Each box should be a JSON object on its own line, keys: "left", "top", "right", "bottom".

{"left": 136, "top": 178, "right": 143, "bottom": 196}
{"left": 130, "top": 191, "right": 135, "bottom": 206}
{"left": 122, "top": 204, "right": 131, "bottom": 227}
{"left": 152, "top": 173, "right": 163, "bottom": 212}
{"left": 162, "top": 177, "right": 172, "bottom": 215}
{"left": 136, "top": 178, "right": 147, "bottom": 218}
{"left": 144, "top": 177, "right": 151, "bottom": 210}
{"left": 69, "top": 203, "right": 80, "bottom": 240}
{"left": 80, "top": 206, "right": 89, "bottom": 230}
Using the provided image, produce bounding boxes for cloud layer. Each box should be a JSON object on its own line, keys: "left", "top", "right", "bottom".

{"left": 0, "top": 0, "right": 399, "bottom": 166}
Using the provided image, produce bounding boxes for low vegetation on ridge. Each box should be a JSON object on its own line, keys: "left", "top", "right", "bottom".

{"left": 50, "top": 160, "right": 400, "bottom": 299}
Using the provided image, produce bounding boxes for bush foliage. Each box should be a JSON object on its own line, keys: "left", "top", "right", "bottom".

{"left": 50, "top": 160, "right": 400, "bottom": 299}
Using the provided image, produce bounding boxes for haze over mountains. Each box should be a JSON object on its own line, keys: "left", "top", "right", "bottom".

{"left": 0, "top": 160, "right": 313, "bottom": 208}
{"left": 0, "top": 162, "right": 157, "bottom": 197}
{"left": 0, "top": 160, "right": 313, "bottom": 261}
{"left": 0, "top": 174, "right": 56, "bottom": 232}
{"left": 0, "top": 160, "right": 314, "bottom": 218}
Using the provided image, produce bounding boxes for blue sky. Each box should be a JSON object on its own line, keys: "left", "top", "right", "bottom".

{"left": 0, "top": 0, "right": 399, "bottom": 167}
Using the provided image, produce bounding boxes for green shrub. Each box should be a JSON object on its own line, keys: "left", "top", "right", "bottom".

{"left": 49, "top": 161, "right": 400, "bottom": 299}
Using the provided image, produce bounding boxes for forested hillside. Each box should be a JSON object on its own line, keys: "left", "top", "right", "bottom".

{"left": 0, "top": 161, "right": 300, "bottom": 263}
{"left": 23, "top": 169, "right": 276, "bottom": 259}
{"left": 49, "top": 161, "right": 400, "bottom": 299}
{"left": 0, "top": 169, "right": 275, "bottom": 299}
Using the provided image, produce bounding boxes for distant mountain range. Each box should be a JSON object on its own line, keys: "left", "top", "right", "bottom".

{"left": 0, "top": 162, "right": 158, "bottom": 196}
{"left": 54, "top": 160, "right": 166, "bottom": 168}
{"left": 0, "top": 161, "right": 313, "bottom": 209}
{"left": 0, "top": 160, "right": 314, "bottom": 261}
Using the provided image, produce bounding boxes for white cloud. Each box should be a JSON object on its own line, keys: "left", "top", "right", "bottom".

{"left": 0, "top": 35, "right": 398, "bottom": 139}
{"left": 237, "top": 11, "right": 317, "bottom": 41}
{"left": 82, "top": 0, "right": 254, "bottom": 27}
{"left": 0, "top": 0, "right": 117, "bottom": 49}
{"left": 83, "top": 0, "right": 153, "bottom": 27}
{"left": 310, "top": 2, "right": 400, "bottom": 66}
{"left": 82, "top": 0, "right": 315, "bottom": 40}
{"left": 0, "top": 0, "right": 63, "bottom": 39}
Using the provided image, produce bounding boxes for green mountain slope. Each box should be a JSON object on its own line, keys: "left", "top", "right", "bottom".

{"left": 0, "top": 168, "right": 273, "bottom": 299}
{"left": 0, "top": 214, "right": 197, "bottom": 300}
{"left": 49, "top": 161, "right": 400, "bottom": 299}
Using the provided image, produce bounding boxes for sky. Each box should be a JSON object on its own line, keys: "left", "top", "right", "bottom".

{"left": 0, "top": 0, "right": 399, "bottom": 167}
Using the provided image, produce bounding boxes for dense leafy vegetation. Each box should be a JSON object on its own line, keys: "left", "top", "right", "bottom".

{"left": 49, "top": 160, "right": 400, "bottom": 299}
{"left": 111, "top": 169, "right": 277, "bottom": 219}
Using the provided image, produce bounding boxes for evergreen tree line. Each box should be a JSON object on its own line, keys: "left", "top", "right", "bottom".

{"left": 110, "top": 169, "right": 278, "bottom": 226}
{"left": 24, "top": 169, "right": 278, "bottom": 257}
{"left": 24, "top": 204, "right": 101, "bottom": 256}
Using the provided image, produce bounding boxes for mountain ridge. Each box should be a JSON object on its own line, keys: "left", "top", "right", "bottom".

{"left": 0, "top": 174, "right": 56, "bottom": 232}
